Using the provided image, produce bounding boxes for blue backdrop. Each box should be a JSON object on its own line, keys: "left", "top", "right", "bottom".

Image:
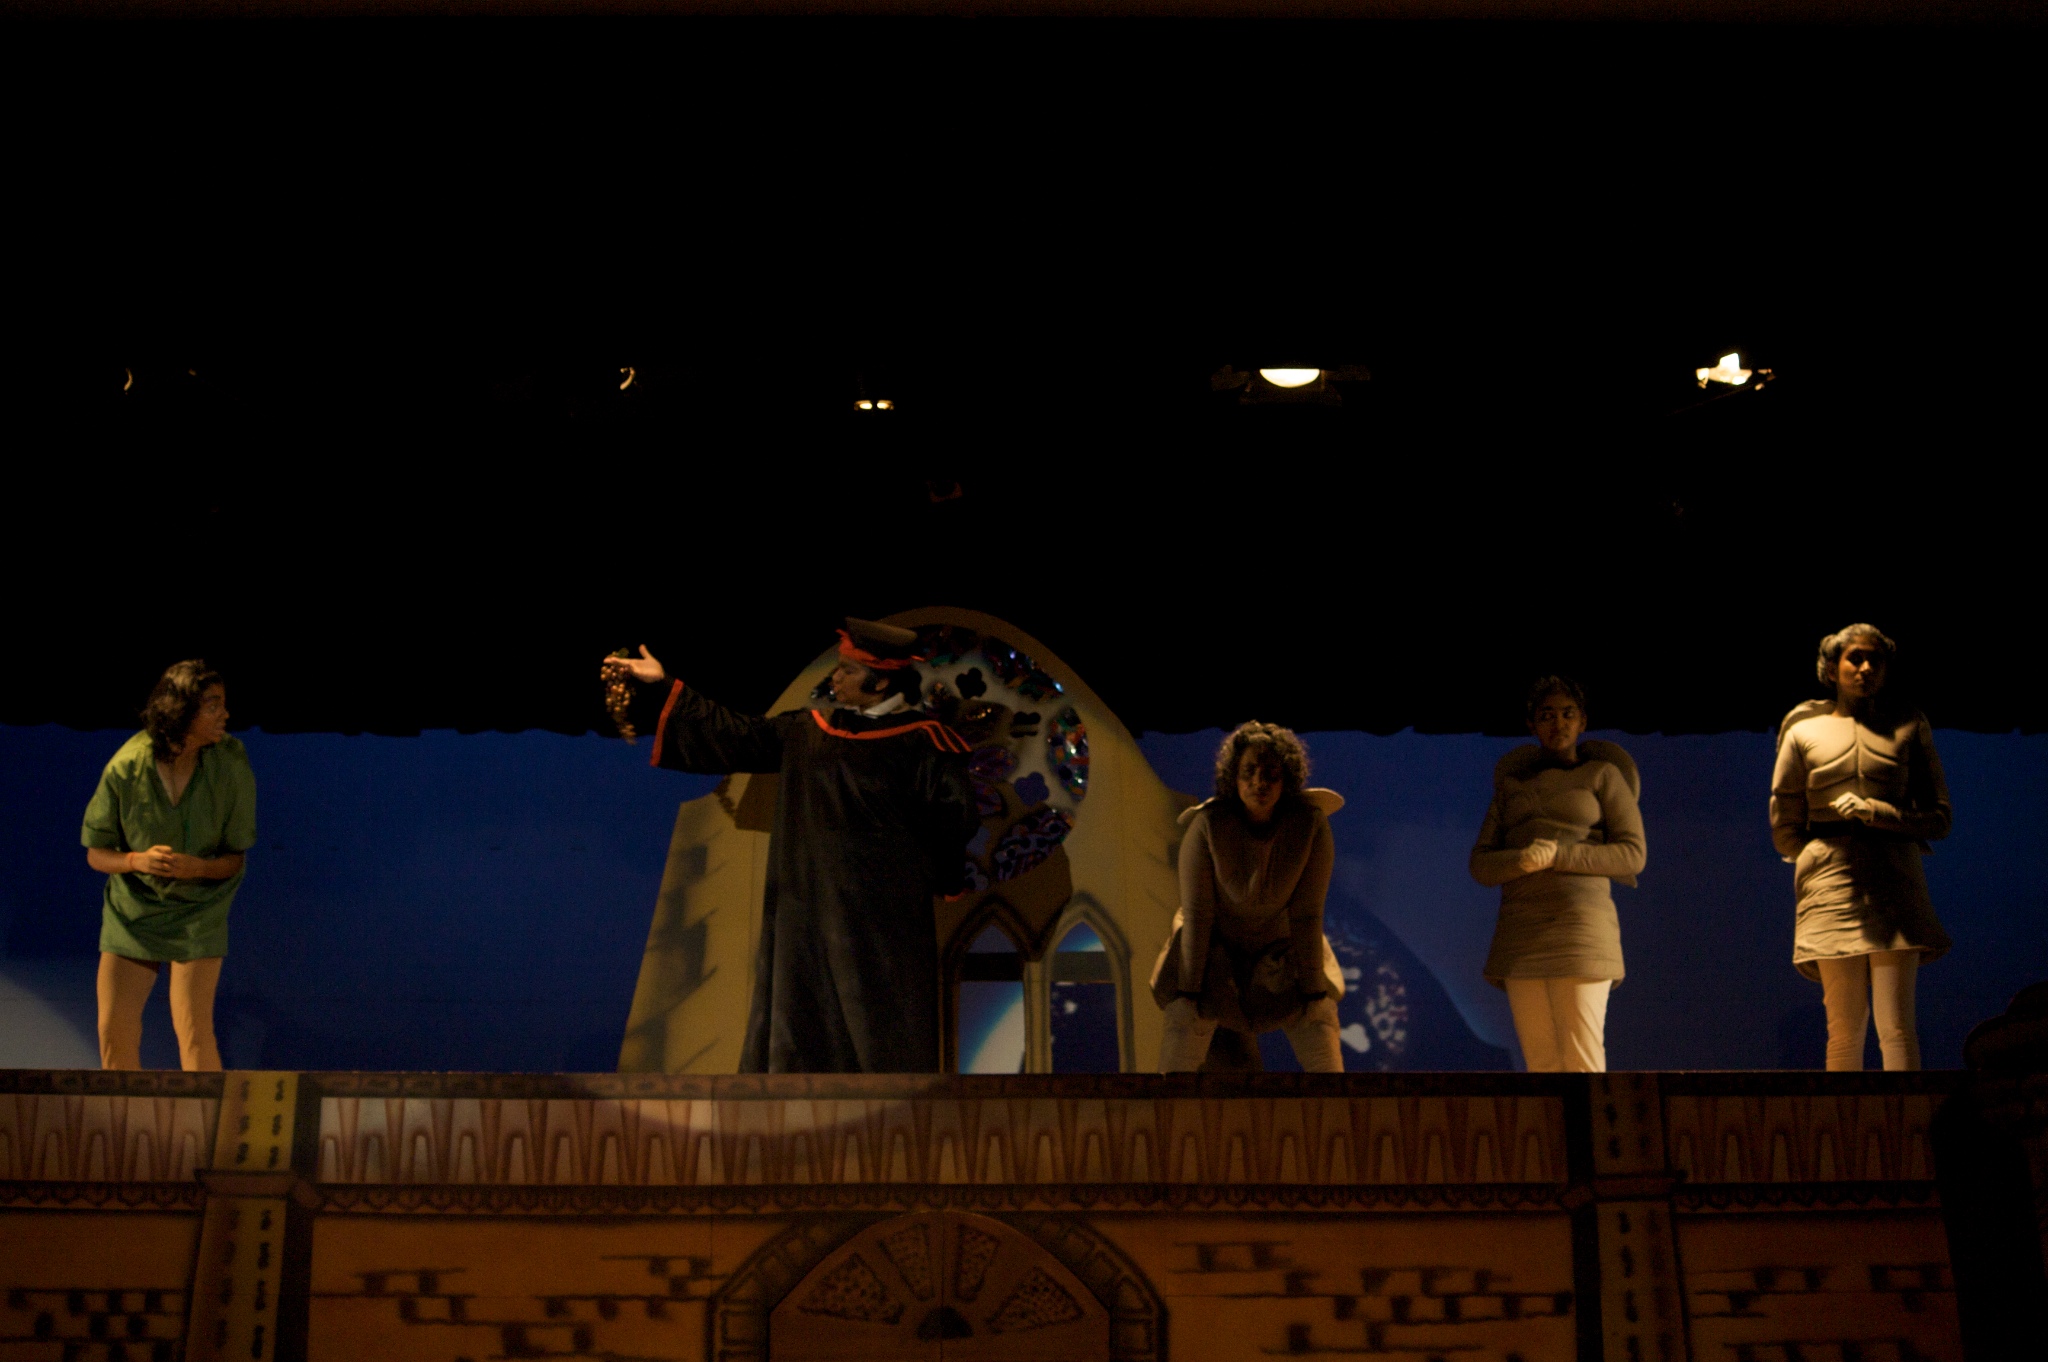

{"left": 2, "top": 724, "right": 2040, "bottom": 1072}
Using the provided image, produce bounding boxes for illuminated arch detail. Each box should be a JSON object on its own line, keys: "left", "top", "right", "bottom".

{"left": 711, "top": 1211, "right": 1163, "bottom": 1362}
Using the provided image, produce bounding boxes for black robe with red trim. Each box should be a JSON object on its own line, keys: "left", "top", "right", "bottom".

{"left": 642, "top": 680, "right": 976, "bottom": 1074}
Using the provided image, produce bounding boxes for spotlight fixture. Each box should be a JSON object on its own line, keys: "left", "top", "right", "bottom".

{"left": 854, "top": 398, "right": 896, "bottom": 411}
{"left": 1211, "top": 364, "right": 1371, "bottom": 406}
{"left": 1696, "top": 351, "right": 1774, "bottom": 391}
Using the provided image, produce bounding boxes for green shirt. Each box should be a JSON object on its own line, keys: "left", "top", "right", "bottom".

{"left": 80, "top": 731, "right": 258, "bottom": 961}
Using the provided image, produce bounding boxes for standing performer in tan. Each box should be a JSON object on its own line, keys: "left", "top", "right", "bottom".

{"left": 1151, "top": 722, "right": 1346, "bottom": 1073}
{"left": 1469, "top": 677, "right": 1646, "bottom": 1073}
{"left": 1771, "top": 624, "right": 1951, "bottom": 1071}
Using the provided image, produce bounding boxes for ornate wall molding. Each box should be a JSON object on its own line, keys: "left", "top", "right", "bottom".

{"left": 310, "top": 1179, "right": 1570, "bottom": 1217}
{"left": 712, "top": 1211, "right": 1165, "bottom": 1362}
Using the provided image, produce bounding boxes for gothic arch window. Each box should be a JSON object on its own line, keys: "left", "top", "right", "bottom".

{"left": 1037, "top": 897, "right": 1134, "bottom": 1074}
{"left": 945, "top": 906, "right": 1030, "bottom": 1075}
{"left": 944, "top": 896, "right": 1132, "bottom": 1074}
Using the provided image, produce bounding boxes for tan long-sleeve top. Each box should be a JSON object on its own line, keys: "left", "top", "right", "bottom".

{"left": 1469, "top": 740, "right": 1646, "bottom": 985}
{"left": 1769, "top": 702, "right": 1952, "bottom": 977}
{"left": 1177, "top": 796, "right": 1334, "bottom": 997}
{"left": 1769, "top": 703, "right": 1951, "bottom": 858}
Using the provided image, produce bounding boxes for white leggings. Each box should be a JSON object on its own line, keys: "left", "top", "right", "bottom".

{"left": 1158, "top": 996, "right": 1345, "bottom": 1073}
{"left": 1816, "top": 950, "right": 1920, "bottom": 1071}
{"left": 1504, "top": 977, "right": 1611, "bottom": 1073}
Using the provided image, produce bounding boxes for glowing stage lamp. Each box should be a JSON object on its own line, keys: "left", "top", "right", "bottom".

{"left": 1696, "top": 352, "right": 1752, "bottom": 388}
{"left": 1211, "top": 363, "right": 1366, "bottom": 406}
{"left": 854, "top": 398, "right": 896, "bottom": 411}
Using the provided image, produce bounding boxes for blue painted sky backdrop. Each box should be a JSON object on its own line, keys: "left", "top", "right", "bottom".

{"left": 2, "top": 724, "right": 2040, "bottom": 1073}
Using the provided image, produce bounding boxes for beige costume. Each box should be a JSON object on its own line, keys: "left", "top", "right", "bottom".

{"left": 1771, "top": 701, "right": 1951, "bottom": 1072}
{"left": 1150, "top": 791, "right": 1346, "bottom": 1073}
{"left": 1770, "top": 702, "right": 1952, "bottom": 978}
{"left": 1469, "top": 740, "right": 1646, "bottom": 985}
{"left": 1468, "top": 740, "right": 1646, "bottom": 1074}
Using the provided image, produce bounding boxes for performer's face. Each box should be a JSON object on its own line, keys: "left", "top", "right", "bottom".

{"left": 1528, "top": 693, "right": 1585, "bottom": 757}
{"left": 829, "top": 661, "right": 884, "bottom": 705}
{"left": 1236, "top": 753, "right": 1284, "bottom": 824}
{"left": 1835, "top": 641, "right": 1887, "bottom": 701}
{"left": 183, "top": 685, "right": 230, "bottom": 752}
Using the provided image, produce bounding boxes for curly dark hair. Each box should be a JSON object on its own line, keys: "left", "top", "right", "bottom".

{"left": 1816, "top": 623, "right": 1896, "bottom": 691}
{"left": 141, "top": 659, "right": 224, "bottom": 764}
{"left": 1525, "top": 675, "right": 1589, "bottom": 724}
{"left": 1213, "top": 721, "right": 1311, "bottom": 805}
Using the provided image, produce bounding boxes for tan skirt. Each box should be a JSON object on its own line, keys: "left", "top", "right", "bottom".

{"left": 1483, "top": 874, "right": 1625, "bottom": 987}
{"left": 1792, "top": 832, "right": 1952, "bottom": 981}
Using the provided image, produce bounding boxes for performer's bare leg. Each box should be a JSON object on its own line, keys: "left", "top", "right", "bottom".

{"left": 169, "top": 958, "right": 225, "bottom": 1072}
{"left": 97, "top": 952, "right": 158, "bottom": 1070}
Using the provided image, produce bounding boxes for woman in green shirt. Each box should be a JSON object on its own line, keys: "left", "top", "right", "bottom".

{"left": 80, "top": 660, "right": 257, "bottom": 1071}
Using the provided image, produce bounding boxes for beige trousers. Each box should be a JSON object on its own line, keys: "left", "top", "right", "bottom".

{"left": 1817, "top": 950, "right": 1920, "bottom": 1071}
{"left": 1504, "top": 977, "right": 1611, "bottom": 1073}
{"left": 97, "top": 952, "right": 224, "bottom": 1072}
{"left": 1158, "top": 996, "right": 1345, "bottom": 1073}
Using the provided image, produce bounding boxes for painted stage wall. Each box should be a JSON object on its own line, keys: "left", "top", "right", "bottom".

{"left": 1, "top": 723, "right": 2042, "bottom": 1073}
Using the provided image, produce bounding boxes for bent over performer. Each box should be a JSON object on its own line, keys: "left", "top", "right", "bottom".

{"left": 607, "top": 619, "right": 976, "bottom": 1073}
{"left": 1151, "top": 722, "right": 1347, "bottom": 1073}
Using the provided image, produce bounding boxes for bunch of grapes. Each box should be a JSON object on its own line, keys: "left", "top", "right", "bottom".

{"left": 602, "top": 650, "right": 638, "bottom": 744}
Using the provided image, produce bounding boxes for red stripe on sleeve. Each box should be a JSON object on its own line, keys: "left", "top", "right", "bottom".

{"left": 650, "top": 680, "right": 685, "bottom": 767}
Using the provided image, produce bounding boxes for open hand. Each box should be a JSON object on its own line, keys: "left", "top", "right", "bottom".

{"left": 1831, "top": 792, "right": 1876, "bottom": 823}
{"left": 1516, "top": 838, "right": 1560, "bottom": 874}
{"left": 602, "top": 645, "right": 666, "bottom": 687}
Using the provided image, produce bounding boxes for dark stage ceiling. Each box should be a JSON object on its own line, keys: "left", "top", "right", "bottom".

{"left": 4, "top": 16, "right": 2039, "bottom": 738}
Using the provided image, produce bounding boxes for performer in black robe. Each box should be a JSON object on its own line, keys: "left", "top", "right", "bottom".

{"left": 608, "top": 619, "right": 976, "bottom": 1073}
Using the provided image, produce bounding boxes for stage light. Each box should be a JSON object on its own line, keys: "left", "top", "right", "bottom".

{"left": 855, "top": 398, "right": 896, "bottom": 412}
{"left": 1212, "top": 364, "right": 1367, "bottom": 406}
{"left": 876, "top": 399, "right": 894, "bottom": 410}
{"left": 1696, "top": 352, "right": 1752, "bottom": 388}
{"left": 856, "top": 399, "right": 873, "bottom": 410}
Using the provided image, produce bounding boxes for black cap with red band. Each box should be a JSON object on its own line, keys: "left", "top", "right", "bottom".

{"left": 836, "top": 618, "right": 923, "bottom": 672}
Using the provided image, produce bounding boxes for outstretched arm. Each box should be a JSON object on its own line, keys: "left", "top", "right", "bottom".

{"left": 606, "top": 646, "right": 786, "bottom": 774}
{"left": 649, "top": 683, "right": 785, "bottom": 774}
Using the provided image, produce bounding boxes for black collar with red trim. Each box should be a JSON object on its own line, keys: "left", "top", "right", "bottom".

{"left": 809, "top": 707, "right": 971, "bottom": 754}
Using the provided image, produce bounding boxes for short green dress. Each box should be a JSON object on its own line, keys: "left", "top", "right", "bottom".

{"left": 80, "top": 732, "right": 258, "bottom": 961}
